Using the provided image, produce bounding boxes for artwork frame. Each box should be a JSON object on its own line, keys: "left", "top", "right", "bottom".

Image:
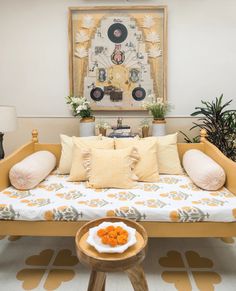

{"left": 68, "top": 6, "right": 168, "bottom": 111}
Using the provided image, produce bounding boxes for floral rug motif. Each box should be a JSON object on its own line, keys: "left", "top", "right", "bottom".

{"left": 0, "top": 236, "right": 235, "bottom": 290}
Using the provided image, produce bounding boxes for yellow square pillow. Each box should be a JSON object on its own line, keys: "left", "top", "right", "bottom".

{"left": 146, "top": 133, "right": 183, "bottom": 174}
{"left": 83, "top": 147, "right": 139, "bottom": 189}
{"left": 68, "top": 137, "right": 114, "bottom": 181}
{"left": 115, "top": 138, "right": 159, "bottom": 182}
{"left": 58, "top": 134, "right": 101, "bottom": 174}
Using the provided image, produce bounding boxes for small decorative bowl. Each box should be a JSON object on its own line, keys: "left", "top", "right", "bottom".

{"left": 87, "top": 221, "right": 137, "bottom": 253}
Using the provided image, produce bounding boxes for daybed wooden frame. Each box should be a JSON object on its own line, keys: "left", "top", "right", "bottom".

{"left": 1, "top": 129, "right": 236, "bottom": 238}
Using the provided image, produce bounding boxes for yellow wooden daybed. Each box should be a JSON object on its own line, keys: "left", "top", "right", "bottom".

{"left": 0, "top": 129, "right": 236, "bottom": 238}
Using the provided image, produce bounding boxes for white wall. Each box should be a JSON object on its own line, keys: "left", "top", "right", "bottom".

{"left": 0, "top": 0, "right": 236, "bottom": 155}
{"left": 0, "top": 0, "right": 235, "bottom": 117}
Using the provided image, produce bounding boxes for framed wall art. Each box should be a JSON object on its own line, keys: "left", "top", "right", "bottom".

{"left": 69, "top": 6, "right": 167, "bottom": 111}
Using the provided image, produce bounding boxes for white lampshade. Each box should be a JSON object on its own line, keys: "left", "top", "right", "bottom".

{"left": 0, "top": 106, "right": 17, "bottom": 133}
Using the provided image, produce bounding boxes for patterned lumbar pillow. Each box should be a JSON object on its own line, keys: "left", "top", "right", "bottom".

{"left": 9, "top": 151, "right": 56, "bottom": 190}
{"left": 83, "top": 147, "right": 139, "bottom": 189}
{"left": 183, "top": 149, "right": 226, "bottom": 190}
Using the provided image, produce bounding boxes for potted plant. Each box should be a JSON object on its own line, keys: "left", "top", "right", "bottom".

{"left": 143, "top": 95, "right": 171, "bottom": 136}
{"left": 66, "top": 95, "right": 95, "bottom": 136}
{"left": 96, "top": 120, "right": 111, "bottom": 136}
{"left": 139, "top": 119, "right": 150, "bottom": 138}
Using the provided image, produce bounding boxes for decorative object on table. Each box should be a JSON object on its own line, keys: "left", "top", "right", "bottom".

{"left": 69, "top": 6, "right": 167, "bottom": 111}
{"left": 66, "top": 95, "right": 95, "bottom": 137}
{"left": 180, "top": 94, "right": 236, "bottom": 161}
{"left": 87, "top": 221, "right": 136, "bottom": 253}
{"left": 109, "top": 121, "right": 134, "bottom": 138}
{"left": 76, "top": 217, "right": 149, "bottom": 291}
{"left": 95, "top": 120, "right": 111, "bottom": 136}
{"left": 143, "top": 94, "right": 171, "bottom": 136}
{"left": 139, "top": 119, "right": 150, "bottom": 138}
{"left": 0, "top": 106, "right": 17, "bottom": 159}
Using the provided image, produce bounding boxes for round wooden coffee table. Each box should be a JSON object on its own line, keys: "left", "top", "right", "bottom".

{"left": 75, "top": 217, "right": 148, "bottom": 291}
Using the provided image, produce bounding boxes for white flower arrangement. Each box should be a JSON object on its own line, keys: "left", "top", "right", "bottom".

{"left": 143, "top": 94, "right": 171, "bottom": 120}
{"left": 66, "top": 96, "right": 93, "bottom": 119}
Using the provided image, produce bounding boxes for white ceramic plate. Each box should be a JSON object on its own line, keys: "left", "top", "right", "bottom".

{"left": 87, "top": 221, "right": 137, "bottom": 253}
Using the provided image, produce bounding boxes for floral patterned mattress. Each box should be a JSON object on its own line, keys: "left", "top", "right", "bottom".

{"left": 0, "top": 173, "right": 236, "bottom": 222}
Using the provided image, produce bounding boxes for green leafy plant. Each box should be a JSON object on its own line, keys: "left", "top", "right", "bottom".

{"left": 187, "top": 94, "right": 236, "bottom": 161}
{"left": 142, "top": 95, "right": 171, "bottom": 119}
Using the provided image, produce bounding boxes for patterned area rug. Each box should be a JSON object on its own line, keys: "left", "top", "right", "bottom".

{"left": 0, "top": 236, "right": 236, "bottom": 290}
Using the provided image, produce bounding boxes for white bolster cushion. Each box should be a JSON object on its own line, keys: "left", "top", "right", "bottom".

{"left": 9, "top": 151, "right": 56, "bottom": 190}
{"left": 183, "top": 149, "right": 226, "bottom": 191}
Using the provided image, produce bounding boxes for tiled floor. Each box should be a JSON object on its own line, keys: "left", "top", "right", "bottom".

{"left": 0, "top": 235, "right": 236, "bottom": 290}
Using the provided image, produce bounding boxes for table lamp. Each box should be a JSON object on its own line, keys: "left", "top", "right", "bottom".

{"left": 0, "top": 106, "right": 17, "bottom": 159}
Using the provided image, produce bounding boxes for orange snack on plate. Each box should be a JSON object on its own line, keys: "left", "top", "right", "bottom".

{"left": 97, "top": 225, "right": 129, "bottom": 247}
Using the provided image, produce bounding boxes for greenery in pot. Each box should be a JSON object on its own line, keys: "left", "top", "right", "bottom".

{"left": 181, "top": 94, "right": 236, "bottom": 161}
{"left": 95, "top": 120, "right": 111, "bottom": 130}
{"left": 66, "top": 96, "right": 93, "bottom": 119}
{"left": 139, "top": 118, "right": 150, "bottom": 128}
{"left": 142, "top": 94, "right": 171, "bottom": 120}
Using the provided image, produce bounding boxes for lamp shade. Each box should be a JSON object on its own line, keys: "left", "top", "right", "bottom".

{"left": 0, "top": 106, "right": 17, "bottom": 133}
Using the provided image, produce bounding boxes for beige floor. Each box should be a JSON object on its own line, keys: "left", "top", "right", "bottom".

{"left": 0, "top": 235, "right": 236, "bottom": 291}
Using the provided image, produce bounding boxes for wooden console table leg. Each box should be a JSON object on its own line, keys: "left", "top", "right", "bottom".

{"left": 126, "top": 264, "right": 149, "bottom": 291}
{"left": 87, "top": 270, "right": 106, "bottom": 291}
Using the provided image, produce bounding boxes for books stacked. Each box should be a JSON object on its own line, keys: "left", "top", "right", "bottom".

{"left": 109, "top": 125, "right": 135, "bottom": 138}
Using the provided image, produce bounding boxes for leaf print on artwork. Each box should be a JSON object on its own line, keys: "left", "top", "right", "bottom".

{"left": 0, "top": 204, "right": 19, "bottom": 220}
{"left": 170, "top": 207, "right": 209, "bottom": 222}
{"left": 44, "top": 206, "right": 83, "bottom": 221}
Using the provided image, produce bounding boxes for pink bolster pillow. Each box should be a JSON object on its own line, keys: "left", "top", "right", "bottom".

{"left": 183, "top": 149, "right": 226, "bottom": 191}
{"left": 9, "top": 151, "right": 56, "bottom": 190}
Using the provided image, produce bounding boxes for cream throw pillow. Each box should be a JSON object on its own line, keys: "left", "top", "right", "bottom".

{"left": 68, "top": 138, "right": 114, "bottom": 181}
{"left": 83, "top": 147, "right": 139, "bottom": 189}
{"left": 153, "top": 133, "right": 183, "bottom": 174}
{"left": 58, "top": 134, "right": 101, "bottom": 174}
{"left": 115, "top": 138, "right": 159, "bottom": 182}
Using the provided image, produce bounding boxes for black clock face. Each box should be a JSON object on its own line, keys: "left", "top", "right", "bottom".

{"left": 107, "top": 23, "right": 128, "bottom": 43}
{"left": 132, "top": 87, "right": 146, "bottom": 101}
{"left": 90, "top": 87, "right": 104, "bottom": 101}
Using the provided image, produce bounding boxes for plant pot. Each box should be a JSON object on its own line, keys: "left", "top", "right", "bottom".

{"left": 142, "top": 127, "right": 149, "bottom": 138}
{"left": 152, "top": 119, "right": 166, "bottom": 136}
{"left": 99, "top": 128, "right": 107, "bottom": 136}
{"left": 80, "top": 117, "right": 95, "bottom": 137}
